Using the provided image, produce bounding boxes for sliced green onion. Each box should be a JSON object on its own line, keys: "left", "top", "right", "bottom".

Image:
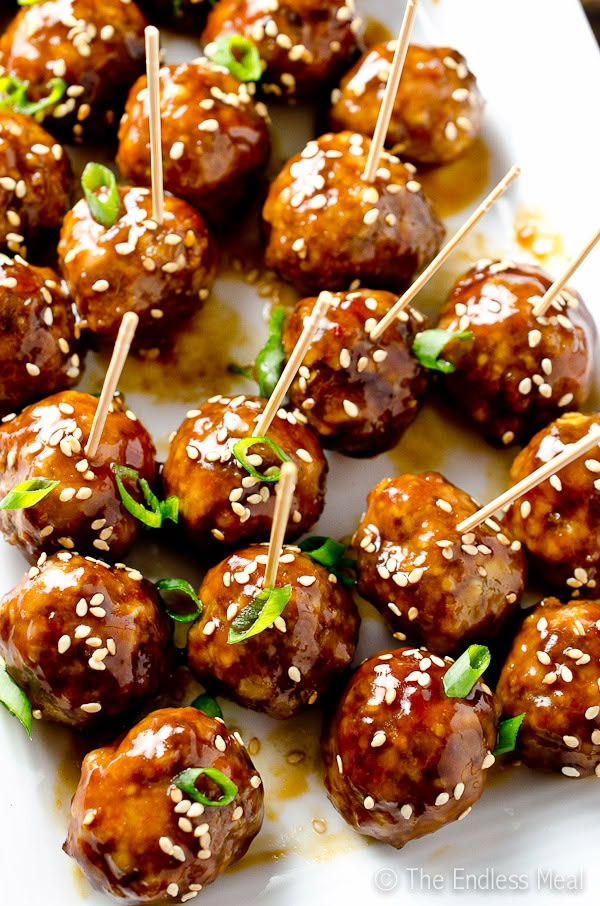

{"left": 493, "top": 713, "right": 525, "bottom": 756}
{"left": 412, "top": 328, "right": 472, "bottom": 374}
{"left": 0, "top": 478, "right": 59, "bottom": 510}
{"left": 160, "top": 495, "right": 179, "bottom": 523}
{"left": 191, "top": 693, "right": 223, "bottom": 720}
{"left": 256, "top": 307, "right": 286, "bottom": 398}
{"left": 298, "top": 535, "right": 356, "bottom": 586}
{"left": 228, "top": 362, "right": 254, "bottom": 381}
{"left": 0, "top": 75, "right": 66, "bottom": 118}
{"left": 208, "top": 35, "right": 262, "bottom": 82}
{"left": 172, "top": 767, "right": 238, "bottom": 807}
{"left": 172, "top": 0, "right": 183, "bottom": 16}
{"left": 156, "top": 578, "right": 202, "bottom": 623}
{"left": 0, "top": 665, "right": 32, "bottom": 736}
{"left": 81, "top": 162, "right": 121, "bottom": 229}
{"left": 232, "top": 436, "right": 291, "bottom": 483}
{"left": 228, "top": 585, "right": 292, "bottom": 644}
{"left": 112, "top": 464, "right": 179, "bottom": 529}
{"left": 443, "top": 644, "right": 491, "bottom": 698}
{"left": 18, "top": 0, "right": 45, "bottom": 5}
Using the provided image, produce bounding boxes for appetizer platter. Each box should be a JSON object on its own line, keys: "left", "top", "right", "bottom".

{"left": 1, "top": 1, "right": 600, "bottom": 905}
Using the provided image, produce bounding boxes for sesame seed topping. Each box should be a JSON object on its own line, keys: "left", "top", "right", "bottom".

{"left": 288, "top": 665, "right": 301, "bottom": 683}
{"left": 371, "top": 730, "right": 386, "bottom": 748}
{"left": 561, "top": 766, "right": 581, "bottom": 778}
{"left": 400, "top": 804, "right": 413, "bottom": 819}
{"left": 435, "top": 792, "right": 450, "bottom": 806}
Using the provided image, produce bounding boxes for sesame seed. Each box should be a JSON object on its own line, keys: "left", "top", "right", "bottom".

{"left": 343, "top": 399, "right": 359, "bottom": 417}
{"left": 563, "top": 735, "right": 579, "bottom": 748}
{"left": 363, "top": 796, "right": 375, "bottom": 810}
{"left": 435, "top": 792, "right": 450, "bottom": 806}
{"left": 371, "top": 730, "right": 386, "bottom": 748}
{"left": 288, "top": 665, "right": 301, "bottom": 683}
{"left": 482, "top": 752, "right": 496, "bottom": 770}
{"left": 561, "top": 766, "right": 581, "bottom": 778}
{"left": 400, "top": 804, "right": 413, "bottom": 819}
{"left": 454, "top": 782, "right": 465, "bottom": 800}
{"left": 92, "top": 280, "right": 109, "bottom": 293}
{"left": 214, "top": 735, "right": 226, "bottom": 752}
{"left": 57, "top": 635, "right": 71, "bottom": 654}
{"left": 25, "top": 362, "right": 41, "bottom": 377}
{"left": 586, "top": 706, "right": 600, "bottom": 720}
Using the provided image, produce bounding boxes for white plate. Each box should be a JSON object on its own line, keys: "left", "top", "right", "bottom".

{"left": 2, "top": 1, "right": 600, "bottom": 905}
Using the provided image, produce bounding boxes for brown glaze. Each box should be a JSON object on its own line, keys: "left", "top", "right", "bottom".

{"left": 282, "top": 289, "right": 429, "bottom": 457}
{"left": 329, "top": 43, "right": 484, "bottom": 165}
{"left": 162, "top": 394, "right": 327, "bottom": 547}
{"left": 497, "top": 597, "right": 600, "bottom": 778}
{"left": 187, "top": 543, "right": 360, "bottom": 718}
{"left": 58, "top": 187, "right": 217, "bottom": 348}
{"left": 202, "top": 0, "right": 363, "bottom": 101}
{"left": 503, "top": 412, "right": 600, "bottom": 596}
{"left": 0, "top": 553, "right": 172, "bottom": 729}
{"left": 262, "top": 131, "right": 445, "bottom": 295}
{"left": 321, "top": 647, "right": 498, "bottom": 848}
{"left": 0, "top": 255, "right": 83, "bottom": 416}
{"left": 0, "top": 0, "right": 147, "bottom": 142}
{"left": 117, "top": 60, "right": 271, "bottom": 228}
{"left": 354, "top": 472, "right": 526, "bottom": 655}
{"left": 436, "top": 261, "right": 597, "bottom": 446}
{"left": 0, "top": 111, "right": 70, "bottom": 254}
{"left": 64, "top": 707, "right": 264, "bottom": 903}
{"left": 0, "top": 389, "right": 156, "bottom": 563}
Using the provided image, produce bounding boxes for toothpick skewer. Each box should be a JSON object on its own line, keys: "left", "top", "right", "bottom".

{"left": 85, "top": 312, "right": 139, "bottom": 459}
{"left": 362, "top": 0, "right": 419, "bottom": 183}
{"left": 263, "top": 461, "right": 299, "bottom": 588}
{"left": 531, "top": 226, "right": 600, "bottom": 317}
{"left": 145, "top": 25, "right": 164, "bottom": 226}
{"left": 456, "top": 425, "right": 600, "bottom": 534}
{"left": 370, "top": 164, "right": 521, "bottom": 341}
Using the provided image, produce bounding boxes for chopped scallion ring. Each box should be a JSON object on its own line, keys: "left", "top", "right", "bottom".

{"left": 0, "top": 75, "right": 66, "bottom": 118}
{"left": 191, "top": 693, "right": 223, "bottom": 721}
{"left": 228, "top": 585, "right": 292, "bottom": 644}
{"left": 493, "top": 713, "right": 525, "bottom": 756}
{"left": 112, "top": 464, "right": 179, "bottom": 529}
{"left": 156, "top": 578, "right": 202, "bottom": 623}
{"left": 0, "top": 478, "right": 59, "bottom": 510}
{"left": 255, "top": 306, "right": 286, "bottom": 398}
{"left": 207, "top": 35, "right": 262, "bottom": 82}
{"left": 412, "top": 328, "right": 472, "bottom": 373}
{"left": 0, "top": 664, "right": 32, "bottom": 736}
{"left": 442, "top": 644, "right": 491, "bottom": 698}
{"left": 81, "top": 162, "right": 122, "bottom": 229}
{"left": 171, "top": 767, "right": 238, "bottom": 807}
{"left": 232, "top": 436, "right": 291, "bottom": 483}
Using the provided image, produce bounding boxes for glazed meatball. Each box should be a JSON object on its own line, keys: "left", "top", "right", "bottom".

{"left": 497, "top": 597, "right": 600, "bottom": 778}
{"left": 321, "top": 647, "right": 498, "bottom": 848}
{"left": 58, "top": 186, "right": 217, "bottom": 348}
{"left": 262, "top": 131, "right": 445, "bottom": 294}
{"left": 0, "top": 255, "right": 83, "bottom": 417}
{"left": 354, "top": 472, "right": 526, "bottom": 655}
{"left": 187, "top": 543, "right": 359, "bottom": 718}
{"left": 282, "top": 289, "right": 429, "bottom": 456}
{"left": 503, "top": 412, "right": 600, "bottom": 596}
{"left": 329, "top": 43, "right": 484, "bottom": 164}
{"left": 0, "top": 553, "right": 171, "bottom": 730}
{"left": 0, "top": 111, "right": 70, "bottom": 254}
{"left": 117, "top": 59, "right": 270, "bottom": 227}
{"left": 0, "top": 0, "right": 147, "bottom": 142}
{"left": 202, "top": 0, "right": 363, "bottom": 100}
{"left": 436, "top": 260, "right": 597, "bottom": 446}
{"left": 0, "top": 389, "right": 156, "bottom": 563}
{"left": 65, "top": 707, "right": 264, "bottom": 903}
{"left": 138, "top": 0, "right": 211, "bottom": 29}
{"left": 162, "top": 394, "right": 327, "bottom": 547}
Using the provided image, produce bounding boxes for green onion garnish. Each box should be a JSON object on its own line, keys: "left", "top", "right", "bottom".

{"left": 191, "top": 693, "right": 223, "bottom": 720}
{"left": 256, "top": 307, "right": 286, "bottom": 398}
{"left": 156, "top": 578, "right": 202, "bottom": 623}
{"left": 442, "top": 644, "right": 491, "bottom": 698}
{"left": 81, "top": 162, "right": 122, "bottom": 229}
{"left": 17, "top": 0, "right": 45, "bottom": 5}
{"left": 228, "top": 585, "right": 292, "bottom": 644}
{"left": 298, "top": 536, "right": 356, "bottom": 586}
{"left": 207, "top": 35, "right": 262, "bottom": 82}
{"left": 412, "top": 328, "right": 472, "bottom": 373}
{"left": 172, "top": 0, "right": 183, "bottom": 16}
{"left": 172, "top": 767, "right": 238, "bottom": 807}
{"left": 232, "top": 436, "right": 291, "bottom": 483}
{"left": 0, "top": 664, "right": 32, "bottom": 736}
{"left": 0, "top": 75, "right": 66, "bottom": 118}
{"left": 0, "top": 478, "right": 59, "bottom": 510}
{"left": 228, "top": 362, "right": 254, "bottom": 381}
{"left": 112, "top": 464, "right": 179, "bottom": 529}
{"left": 493, "top": 713, "right": 525, "bottom": 756}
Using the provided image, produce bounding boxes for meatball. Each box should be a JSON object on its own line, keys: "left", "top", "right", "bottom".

{"left": 0, "top": 389, "right": 157, "bottom": 563}
{"left": 162, "top": 394, "right": 327, "bottom": 547}
{"left": 58, "top": 186, "right": 217, "bottom": 348}
{"left": 329, "top": 43, "right": 484, "bottom": 164}
{"left": 187, "top": 543, "right": 359, "bottom": 718}
{"left": 117, "top": 59, "right": 271, "bottom": 227}
{"left": 321, "top": 647, "right": 498, "bottom": 848}
{"left": 202, "top": 0, "right": 363, "bottom": 101}
{"left": 497, "top": 597, "right": 600, "bottom": 778}
{"left": 0, "top": 0, "right": 147, "bottom": 142}
{"left": 138, "top": 0, "right": 211, "bottom": 29}
{"left": 0, "top": 553, "right": 171, "bottom": 730}
{"left": 262, "top": 131, "right": 445, "bottom": 295}
{"left": 436, "top": 260, "right": 597, "bottom": 446}
{"left": 0, "top": 111, "right": 70, "bottom": 255}
{"left": 0, "top": 255, "right": 83, "bottom": 417}
{"left": 64, "top": 707, "right": 264, "bottom": 903}
{"left": 282, "top": 289, "right": 429, "bottom": 457}
{"left": 503, "top": 411, "right": 600, "bottom": 596}
{"left": 354, "top": 472, "right": 526, "bottom": 655}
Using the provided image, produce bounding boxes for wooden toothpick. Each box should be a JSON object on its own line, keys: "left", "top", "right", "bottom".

{"left": 532, "top": 226, "right": 600, "bottom": 317}
{"left": 264, "top": 461, "right": 298, "bottom": 588}
{"left": 253, "top": 291, "right": 333, "bottom": 437}
{"left": 370, "top": 164, "right": 521, "bottom": 341}
{"left": 145, "top": 25, "right": 164, "bottom": 226}
{"left": 85, "top": 312, "right": 139, "bottom": 459}
{"left": 456, "top": 425, "right": 600, "bottom": 534}
{"left": 362, "top": 0, "right": 418, "bottom": 183}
